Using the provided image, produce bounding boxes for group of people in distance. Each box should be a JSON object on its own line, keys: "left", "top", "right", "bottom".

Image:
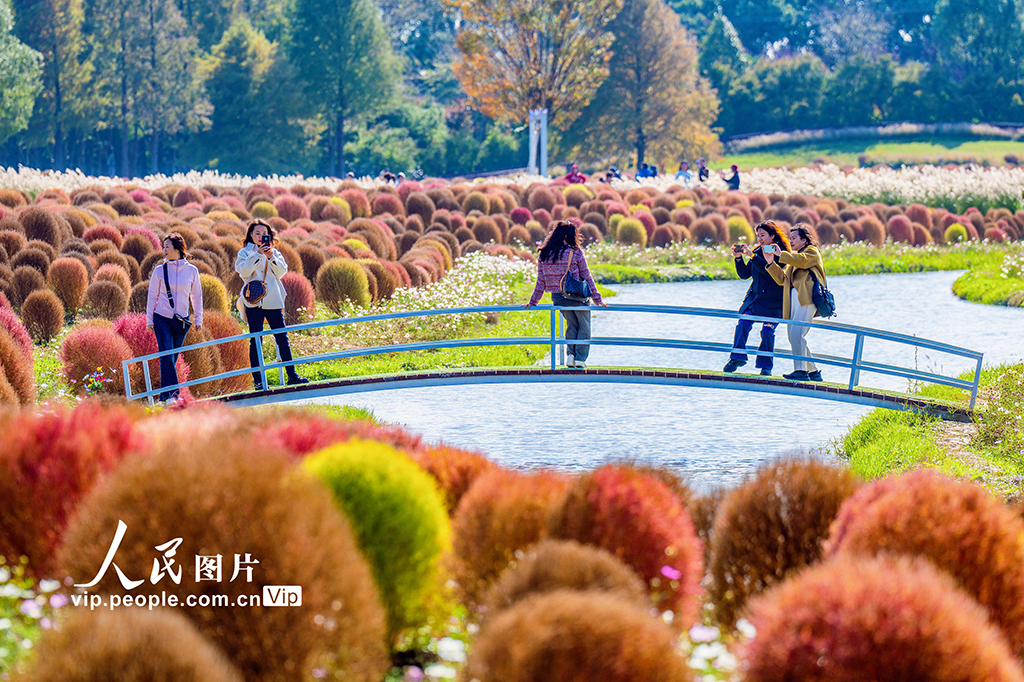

{"left": 145, "top": 219, "right": 308, "bottom": 404}
{"left": 568, "top": 159, "right": 740, "bottom": 189}
{"left": 526, "top": 218, "right": 827, "bottom": 381}
{"left": 723, "top": 220, "right": 826, "bottom": 381}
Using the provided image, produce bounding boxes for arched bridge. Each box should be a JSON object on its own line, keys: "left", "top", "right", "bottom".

{"left": 123, "top": 305, "right": 984, "bottom": 422}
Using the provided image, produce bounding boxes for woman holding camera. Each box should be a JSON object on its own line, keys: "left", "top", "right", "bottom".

{"left": 236, "top": 220, "right": 309, "bottom": 390}
{"left": 722, "top": 220, "right": 790, "bottom": 376}
{"left": 765, "top": 223, "right": 826, "bottom": 382}
{"left": 146, "top": 233, "right": 203, "bottom": 403}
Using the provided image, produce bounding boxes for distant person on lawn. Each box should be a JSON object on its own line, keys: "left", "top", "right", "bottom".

{"left": 765, "top": 223, "right": 826, "bottom": 382}
{"left": 524, "top": 220, "right": 607, "bottom": 368}
{"left": 675, "top": 161, "right": 692, "bottom": 185}
{"left": 636, "top": 162, "right": 654, "bottom": 179}
{"left": 721, "top": 163, "right": 741, "bottom": 190}
{"left": 564, "top": 164, "right": 587, "bottom": 183}
{"left": 723, "top": 220, "right": 790, "bottom": 376}
{"left": 697, "top": 158, "right": 710, "bottom": 183}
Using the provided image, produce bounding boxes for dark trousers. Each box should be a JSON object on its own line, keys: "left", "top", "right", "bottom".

{"left": 730, "top": 316, "right": 778, "bottom": 370}
{"left": 153, "top": 313, "right": 187, "bottom": 401}
{"left": 552, "top": 293, "right": 592, "bottom": 362}
{"left": 245, "top": 306, "right": 300, "bottom": 384}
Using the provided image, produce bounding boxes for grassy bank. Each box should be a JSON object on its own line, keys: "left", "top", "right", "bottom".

{"left": 588, "top": 242, "right": 1020, "bottom": 285}
{"left": 952, "top": 252, "right": 1024, "bottom": 307}
{"left": 835, "top": 365, "right": 1024, "bottom": 500}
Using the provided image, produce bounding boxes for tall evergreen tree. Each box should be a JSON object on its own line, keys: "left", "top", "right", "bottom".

{"left": 0, "top": 0, "right": 43, "bottom": 145}
{"left": 289, "top": 0, "right": 401, "bottom": 175}
{"left": 562, "top": 0, "right": 719, "bottom": 168}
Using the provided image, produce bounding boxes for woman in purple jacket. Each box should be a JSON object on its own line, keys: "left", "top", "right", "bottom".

{"left": 524, "top": 220, "right": 607, "bottom": 368}
{"left": 146, "top": 233, "right": 203, "bottom": 403}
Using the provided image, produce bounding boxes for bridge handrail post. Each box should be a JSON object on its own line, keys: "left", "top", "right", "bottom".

{"left": 849, "top": 333, "right": 864, "bottom": 390}
{"left": 549, "top": 309, "right": 557, "bottom": 371}
{"left": 256, "top": 336, "right": 268, "bottom": 389}
{"left": 141, "top": 358, "right": 155, "bottom": 406}
{"left": 558, "top": 308, "right": 565, "bottom": 367}
{"left": 122, "top": 358, "right": 133, "bottom": 400}
{"left": 274, "top": 337, "right": 285, "bottom": 386}
{"left": 970, "top": 356, "right": 983, "bottom": 409}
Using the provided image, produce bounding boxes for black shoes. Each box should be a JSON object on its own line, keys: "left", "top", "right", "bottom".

{"left": 253, "top": 379, "right": 264, "bottom": 391}
{"left": 808, "top": 370, "right": 823, "bottom": 382}
{"left": 783, "top": 370, "right": 810, "bottom": 381}
{"left": 723, "top": 359, "right": 745, "bottom": 373}
{"left": 287, "top": 374, "right": 309, "bottom": 386}
{"left": 760, "top": 368, "right": 772, "bottom": 376}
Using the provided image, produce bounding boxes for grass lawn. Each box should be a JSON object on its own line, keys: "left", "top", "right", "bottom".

{"left": 712, "top": 135, "right": 1024, "bottom": 169}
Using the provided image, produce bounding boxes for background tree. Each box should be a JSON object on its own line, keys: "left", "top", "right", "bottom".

{"left": 562, "top": 0, "right": 718, "bottom": 168}
{"left": 289, "top": 0, "right": 401, "bottom": 175}
{"left": 932, "top": 0, "right": 1024, "bottom": 83}
{"left": 699, "top": 12, "right": 748, "bottom": 99}
{"left": 813, "top": 2, "right": 891, "bottom": 67}
{"left": 0, "top": 0, "right": 43, "bottom": 145}
{"left": 445, "top": 0, "right": 623, "bottom": 129}
{"left": 11, "top": 0, "right": 93, "bottom": 167}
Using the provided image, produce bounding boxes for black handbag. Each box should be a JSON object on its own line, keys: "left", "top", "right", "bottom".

{"left": 560, "top": 249, "right": 591, "bottom": 301}
{"left": 808, "top": 269, "right": 836, "bottom": 318}
{"left": 242, "top": 259, "right": 270, "bottom": 306}
{"left": 162, "top": 263, "right": 193, "bottom": 335}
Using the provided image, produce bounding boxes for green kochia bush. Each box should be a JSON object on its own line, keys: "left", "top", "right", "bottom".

{"left": 945, "top": 223, "right": 969, "bottom": 243}
{"left": 316, "top": 257, "right": 371, "bottom": 311}
{"left": 305, "top": 439, "right": 450, "bottom": 643}
{"left": 616, "top": 218, "right": 647, "bottom": 248}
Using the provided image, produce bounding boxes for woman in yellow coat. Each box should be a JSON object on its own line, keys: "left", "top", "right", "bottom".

{"left": 764, "top": 223, "right": 826, "bottom": 381}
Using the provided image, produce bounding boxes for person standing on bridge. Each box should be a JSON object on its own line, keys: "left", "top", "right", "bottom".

{"left": 524, "top": 220, "right": 607, "bottom": 368}
{"left": 765, "top": 223, "right": 825, "bottom": 382}
{"left": 723, "top": 220, "right": 790, "bottom": 376}
{"left": 236, "top": 220, "right": 309, "bottom": 391}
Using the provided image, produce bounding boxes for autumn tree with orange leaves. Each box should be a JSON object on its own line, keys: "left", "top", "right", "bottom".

{"left": 445, "top": 0, "right": 623, "bottom": 129}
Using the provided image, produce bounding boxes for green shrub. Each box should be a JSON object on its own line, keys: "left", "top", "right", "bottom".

{"left": 316, "top": 257, "right": 371, "bottom": 311}
{"left": 200, "top": 273, "right": 230, "bottom": 313}
{"left": 15, "top": 608, "right": 244, "bottom": 682}
{"left": 616, "top": 218, "right": 647, "bottom": 248}
{"left": 945, "top": 223, "right": 969, "bottom": 243}
{"left": 744, "top": 554, "right": 1024, "bottom": 682}
{"left": 727, "top": 215, "right": 755, "bottom": 243}
{"left": 59, "top": 434, "right": 389, "bottom": 682}
{"left": 250, "top": 201, "right": 277, "bottom": 218}
{"left": 304, "top": 439, "right": 450, "bottom": 642}
{"left": 21, "top": 289, "right": 64, "bottom": 343}
{"left": 708, "top": 459, "right": 860, "bottom": 626}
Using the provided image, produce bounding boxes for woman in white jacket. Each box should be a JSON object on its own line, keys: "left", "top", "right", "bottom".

{"left": 235, "top": 220, "right": 308, "bottom": 390}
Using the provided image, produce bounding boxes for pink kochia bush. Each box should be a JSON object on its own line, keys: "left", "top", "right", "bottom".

{"left": 548, "top": 464, "right": 704, "bottom": 623}
{"left": 741, "top": 554, "right": 1024, "bottom": 682}
{"left": 60, "top": 321, "right": 135, "bottom": 396}
{"left": 112, "top": 313, "right": 190, "bottom": 397}
{"left": 0, "top": 400, "right": 145, "bottom": 577}
{"left": 826, "top": 469, "right": 1024, "bottom": 653}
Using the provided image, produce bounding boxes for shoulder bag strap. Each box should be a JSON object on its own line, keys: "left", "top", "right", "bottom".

{"left": 162, "top": 263, "right": 176, "bottom": 312}
{"left": 560, "top": 249, "right": 574, "bottom": 289}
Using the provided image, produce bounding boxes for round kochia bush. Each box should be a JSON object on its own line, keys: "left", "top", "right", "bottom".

{"left": 60, "top": 320, "right": 134, "bottom": 395}
{"left": 826, "top": 468, "right": 1024, "bottom": 652}
{"left": 741, "top": 554, "right": 1024, "bottom": 682}
{"left": 708, "top": 459, "right": 860, "bottom": 625}
{"left": 451, "top": 468, "right": 571, "bottom": 607}
{"left": 463, "top": 590, "right": 691, "bottom": 682}
{"left": 304, "top": 439, "right": 450, "bottom": 642}
{"left": 616, "top": 218, "right": 647, "bottom": 247}
{"left": 21, "top": 289, "right": 65, "bottom": 342}
{"left": 59, "top": 434, "right": 389, "bottom": 682}
{"left": 17, "top": 608, "right": 244, "bottom": 682}
{"left": 549, "top": 464, "right": 704, "bottom": 622}
{"left": 47, "top": 256, "right": 89, "bottom": 316}
{"left": 406, "top": 444, "right": 497, "bottom": 514}
{"left": 316, "top": 257, "right": 371, "bottom": 311}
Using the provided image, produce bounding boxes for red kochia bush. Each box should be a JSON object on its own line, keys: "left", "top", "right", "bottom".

{"left": 371, "top": 192, "right": 405, "bottom": 217}
{"left": 859, "top": 215, "right": 886, "bottom": 246}
{"left": 273, "top": 194, "right": 310, "bottom": 221}
{"left": 463, "top": 590, "right": 691, "bottom": 682}
{"left": 112, "top": 313, "right": 190, "bottom": 396}
{"left": 18, "top": 608, "right": 244, "bottom": 681}
{"left": 59, "top": 435, "right": 389, "bottom": 682}
{"left": 0, "top": 304, "right": 33, "bottom": 361}
{"left": 238, "top": 408, "right": 427, "bottom": 459}
{"left": 60, "top": 321, "right": 134, "bottom": 395}
{"left": 83, "top": 224, "right": 123, "bottom": 248}
{"left": 0, "top": 327, "right": 36, "bottom": 405}
{"left": 0, "top": 400, "right": 145, "bottom": 577}
{"left": 826, "top": 469, "right": 1024, "bottom": 652}
{"left": 47, "top": 256, "right": 89, "bottom": 316}
{"left": 406, "top": 445, "right": 498, "bottom": 514}
{"left": 708, "top": 459, "right": 860, "bottom": 625}
{"left": 510, "top": 206, "right": 532, "bottom": 225}
{"left": 201, "top": 310, "right": 251, "bottom": 394}
{"left": 451, "top": 468, "right": 571, "bottom": 607}
{"left": 886, "top": 214, "right": 912, "bottom": 243}
{"left": 548, "top": 464, "right": 703, "bottom": 622}
{"left": 281, "top": 272, "right": 316, "bottom": 326}
{"left": 741, "top": 554, "right": 1024, "bottom": 682}
{"left": 340, "top": 188, "right": 371, "bottom": 218}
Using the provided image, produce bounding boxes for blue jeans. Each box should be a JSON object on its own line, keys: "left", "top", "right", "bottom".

{"left": 152, "top": 313, "right": 187, "bottom": 401}
{"left": 730, "top": 304, "right": 780, "bottom": 370}
{"left": 553, "top": 293, "right": 592, "bottom": 362}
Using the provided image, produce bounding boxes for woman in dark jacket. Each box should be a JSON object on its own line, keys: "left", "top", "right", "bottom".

{"left": 723, "top": 220, "right": 790, "bottom": 376}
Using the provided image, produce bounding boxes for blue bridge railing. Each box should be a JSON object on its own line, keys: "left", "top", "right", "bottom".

{"left": 122, "top": 304, "right": 984, "bottom": 409}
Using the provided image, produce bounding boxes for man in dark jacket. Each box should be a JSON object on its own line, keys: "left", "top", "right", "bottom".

{"left": 723, "top": 233, "right": 786, "bottom": 375}
{"left": 723, "top": 164, "right": 740, "bottom": 190}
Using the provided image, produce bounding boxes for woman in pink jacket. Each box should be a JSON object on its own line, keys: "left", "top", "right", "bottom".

{"left": 145, "top": 233, "right": 203, "bottom": 403}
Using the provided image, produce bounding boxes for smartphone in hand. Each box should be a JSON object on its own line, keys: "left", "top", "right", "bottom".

{"left": 763, "top": 244, "right": 778, "bottom": 255}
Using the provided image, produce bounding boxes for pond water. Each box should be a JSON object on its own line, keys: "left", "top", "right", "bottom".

{"left": 291, "top": 271, "right": 1024, "bottom": 492}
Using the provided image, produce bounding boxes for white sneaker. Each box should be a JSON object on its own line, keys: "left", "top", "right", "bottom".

{"left": 573, "top": 359, "right": 587, "bottom": 368}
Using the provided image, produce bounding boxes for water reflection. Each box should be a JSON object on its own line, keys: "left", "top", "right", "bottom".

{"left": 292, "top": 271, "right": 1023, "bottom": 491}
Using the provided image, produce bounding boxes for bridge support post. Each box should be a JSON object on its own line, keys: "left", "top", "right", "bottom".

{"left": 549, "top": 309, "right": 557, "bottom": 371}
{"left": 558, "top": 310, "right": 565, "bottom": 367}
{"left": 970, "top": 355, "right": 983, "bottom": 409}
{"left": 849, "top": 334, "right": 864, "bottom": 390}
{"left": 256, "top": 335, "right": 269, "bottom": 389}
{"left": 141, "top": 358, "right": 155, "bottom": 406}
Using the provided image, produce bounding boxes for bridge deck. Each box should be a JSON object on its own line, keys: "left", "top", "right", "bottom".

{"left": 218, "top": 366, "right": 973, "bottom": 422}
